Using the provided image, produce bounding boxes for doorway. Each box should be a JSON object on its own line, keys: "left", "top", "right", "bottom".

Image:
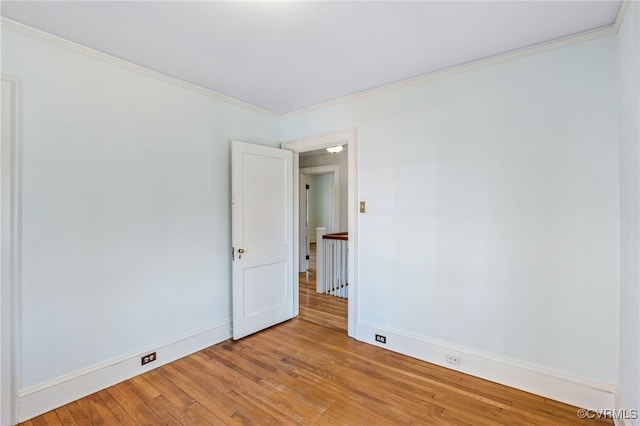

{"left": 282, "top": 129, "right": 357, "bottom": 338}
{"left": 299, "top": 165, "right": 340, "bottom": 273}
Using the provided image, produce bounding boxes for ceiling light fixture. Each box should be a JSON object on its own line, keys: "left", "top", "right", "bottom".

{"left": 326, "top": 145, "right": 343, "bottom": 154}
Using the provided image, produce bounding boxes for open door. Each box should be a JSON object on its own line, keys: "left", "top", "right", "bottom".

{"left": 231, "top": 141, "right": 294, "bottom": 339}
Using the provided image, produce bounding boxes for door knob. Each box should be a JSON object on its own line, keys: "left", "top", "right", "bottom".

{"left": 238, "top": 248, "right": 244, "bottom": 259}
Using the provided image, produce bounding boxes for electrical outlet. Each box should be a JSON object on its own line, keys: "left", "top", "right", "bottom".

{"left": 445, "top": 353, "right": 461, "bottom": 365}
{"left": 375, "top": 334, "right": 386, "bottom": 344}
{"left": 141, "top": 351, "right": 156, "bottom": 366}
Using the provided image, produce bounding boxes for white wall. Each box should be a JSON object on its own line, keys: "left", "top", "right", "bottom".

{"left": 1, "top": 27, "right": 279, "bottom": 393}
{"left": 283, "top": 36, "right": 620, "bottom": 385}
{"left": 308, "top": 173, "right": 334, "bottom": 235}
{"left": 617, "top": 1, "right": 640, "bottom": 421}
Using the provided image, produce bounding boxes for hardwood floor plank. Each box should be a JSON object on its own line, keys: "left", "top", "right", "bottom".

{"left": 246, "top": 338, "right": 442, "bottom": 424}
{"left": 157, "top": 363, "right": 240, "bottom": 421}
{"left": 74, "top": 393, "right": 121, "bottom": 426}
{"left": 136, "top": 369, "right": 196, "bottom": 409}
{"left": 182, "top": 401, "right": 228, "bottom": 426}
{"left": 63, "top": 402, "right": 93, "bottom": 426}
{"left": 105, "top": 382, "right": 169, "bottom": 425}
{"left": 95, "top": 390, "right": 137, "bottom": 426}
{"left": 52, "top": 406, "right": 78, "bottom": 426}
{"left": 30, "top": 412, "right": 61, "bottom": 426}
{"left": 203, "top": 346, "right": 330, "bottom": 419}
{"left": 159, "top": 361, "right": 269, "bottom": 425}
{"left": 124, "top": 378, "right": 184, "bottom": 426}
{"left": 188, "top": 352, "right": 307, "bottom": 423}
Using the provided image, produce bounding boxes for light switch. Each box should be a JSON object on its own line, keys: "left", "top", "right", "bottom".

{"left": 360, "top": 201, "right": 366, "bottom": 213}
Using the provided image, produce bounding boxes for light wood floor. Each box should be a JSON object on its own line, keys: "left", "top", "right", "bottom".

{"left": 298, "top": 245, "right": 347, "bottom": 333}
{"left": 21, "top": 252, "right": 611, "bottom": 425}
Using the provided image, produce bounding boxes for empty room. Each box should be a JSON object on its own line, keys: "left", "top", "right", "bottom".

{"left": 1, "top": 1, "right": 638, "bottom": 425}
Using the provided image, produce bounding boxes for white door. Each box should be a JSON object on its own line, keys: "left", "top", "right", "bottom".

{"left": 231, "top": 141, "right": 294, "bottom": 339}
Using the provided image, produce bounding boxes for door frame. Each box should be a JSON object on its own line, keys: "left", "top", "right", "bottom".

{"left": 1, "top": 75, "right": 21, "bottom": 426}
{"left": 282, "top": 129, "right": 357, "bottom": 338}
{"left": 299, "top": 165, "right": 340, "bottom": 272}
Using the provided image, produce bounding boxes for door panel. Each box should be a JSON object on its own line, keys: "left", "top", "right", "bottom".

{"left": 243, "top": 153, "right": 287, "bottom": 247}
{"left": 232, "top": 141, "right": 293, "bottom": 339}
{"left": 243, "top": 262, "right": 288, "bottom": 316}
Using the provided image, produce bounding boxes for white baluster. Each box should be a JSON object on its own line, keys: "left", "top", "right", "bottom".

{"left": 315, "top": 227, "right": 326, "bottom": 293}
{"left": 339, "top": 241, "right": 344, "bottom": 298}
{"left": 327, "top": 239, "right": 334, "bottom": 295}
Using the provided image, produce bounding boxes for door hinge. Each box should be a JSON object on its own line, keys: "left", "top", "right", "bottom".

{"left": 232, "top": 247, "right": 234, "bottom": 261}
{"left": 306, "top": 184, "right": 310, "bottom": 189}
{"left": 306, "top": 255, "right": 310, "bottom": 260}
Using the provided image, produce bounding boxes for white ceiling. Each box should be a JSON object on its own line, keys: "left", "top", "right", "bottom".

{"left": 1, "top": 1, "right": 623, "bottom": 115}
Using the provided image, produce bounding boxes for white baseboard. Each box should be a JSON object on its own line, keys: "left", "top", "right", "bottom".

{"left": 357, "top": 322, "right": 617, "bottom": 411}
{"left": 16, "top": 320, "right": 232, "bottom": 423}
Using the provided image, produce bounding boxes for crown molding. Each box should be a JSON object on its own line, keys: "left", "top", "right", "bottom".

{"left": 614, "top": 1, "right": 631, "bottom": 33}
{"left": 281, "top": 22, "right": 619, "bottom": 119}
{"left": 0, "top": 18, "right": 280, "bottom": 119}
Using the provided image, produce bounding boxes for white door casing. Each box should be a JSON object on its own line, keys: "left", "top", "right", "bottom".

{"left": 231, "top": 141, "right": 294, "bottom": 340}
{"left": 1, "top": 76, "right": 20, "bottom": 426}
